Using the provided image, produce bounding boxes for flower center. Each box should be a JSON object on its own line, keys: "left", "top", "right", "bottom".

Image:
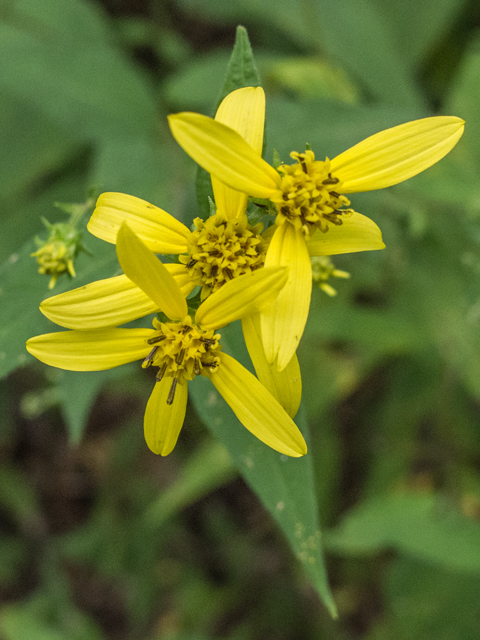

{"left": 142, "top": 316, "right": 222, "bottom": 404}
{"left": 179, "top": 211, "right": 265, "bottom": 300}
{"left": 271, "top": 150, "right": 354, "bottom": 239}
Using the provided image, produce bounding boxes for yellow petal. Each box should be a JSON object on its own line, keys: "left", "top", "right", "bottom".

{"left": 88, "top": 192, "right": 190, "bottom": 253}
{"left": 330, "top": 116, "right": 465, "bottom": 193}
{"left": 261, "top": 224, "right": 312, "bottom": 371}
{"left": 208, "top": 353, "right": 307, "bottom": 457}
{"left": 196, "top": 266, "right": 288, "bottom": 331}
{"left": 241, "top": 313, "right": 301, "bottom": 418}
{"left": 26, "top": 328, "right": 152, "bottom": 371}
{"left": 144, "top": 377, "right": 188, "bottom": 455}
{"left": 213, "top": 87, "right": 265, "bottom": 218}
{"left": 116, "top": 223, "right": 187, "bottom": 320}
{"left": 39, "top": 267, "right": 195, "bottom": 330}
{"left": 307, "top": 212, "right": 385, "bottom": 256}
{"left": 168, "top": 112, "right": 281, "bottom": 199}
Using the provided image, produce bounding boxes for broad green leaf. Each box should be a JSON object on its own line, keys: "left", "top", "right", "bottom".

{"left": 370, "top": 0, "right": 468, "bottom": 69}
{"left": 189, "top": 321, "right": 337, "bottom": 617}
{"left": 446, "top": 36, "right": 480, "bottom": 171}
{"left": 380, "top": 558, "right": 480, "bottom": 640}
{"left": 326, "top": 492, "right": 480, "bottom": 573}
{"left": 0, "top": 0, "right": 156, "bottom": 142}
{"left": 315, "top": 0, "right": 424, "bottom": 109}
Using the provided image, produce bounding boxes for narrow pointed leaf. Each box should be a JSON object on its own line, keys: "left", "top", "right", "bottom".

{"left": 88, "top": 192, "right": 190, "bottom": 253}
{"left": 330, "top": 116, "right": 465, "bottom": 193}
{"left": 189, "top": 320, "right": 336, "bottom": 616}
{"left": 116, "top": 223, "right": 187, "bottom": 320}
{"left": 144, "top": 377, "right": 188, "bottom": 456}
{"left": 196, "top": 266, "right": 288, "bottom": 330}
{"left": 26, "top": 328, "right": 152, "bottom": 371}
{"left": 168, "top": 112, "right": 280, "bottom": 199}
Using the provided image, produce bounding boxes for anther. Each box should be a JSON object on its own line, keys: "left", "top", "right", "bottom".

{"left": 330, "top": 191, "right": 340, "bottom": 198}
{"left": 322, "top": 175, "right": 339, "bottom": 185}
{"left": 186, "top": 258, "right": 197, "bottom": 269}
{"left": 224, "top": 268, "right": 234, "bottom": 280}
{"left": 194, "top": 360, "right": 201, "bottom": 376}
{"left": 167, "top": 377, "right": 178, "bottom": 405}
{"left": 143, "top": 346, "right": 158, "bottom": 366}
{"left": 156, "top": 361, "right": 168, "bottom": 381}
{"left": 300, "top": 158, "right": 308, "bottom": 173}
{"left": 175, "top": 348, "right": 185, "bottom": 365}
{"left": 182, "top": 325, "right": 191, "bottom": 334}
{"left": 147, "top": 334, "right": 166, "bottom": 345}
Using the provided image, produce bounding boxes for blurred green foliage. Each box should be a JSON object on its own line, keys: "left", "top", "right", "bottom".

{"left": 1, "top": 0, "right": 480, "bottom": 638}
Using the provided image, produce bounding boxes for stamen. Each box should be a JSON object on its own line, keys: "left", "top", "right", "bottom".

{"left": 143, "top": 346, "right": 158, "bottom": 366}
{"left": 167, "top": 377, "right": 178, "bottom": 405}
{"left": 175, "top": 348, "right": 185, "bottom": 365}
{"left": 156, "top": 361, "right": 168, "bottom": 381}
{"left": 194, "top": 360, "right": 201, "bottom": 376}
{"left": 147, "top": 334, "right": 166, "bottom": 345}
{"left": 322, "top": 175, "right": 339, "bottom": 185}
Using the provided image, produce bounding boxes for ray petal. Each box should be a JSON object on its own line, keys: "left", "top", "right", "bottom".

{"left": 144, "top": 378, "right": 188, "bottom": 455}
{"left": 116, "top": 223, "right": 187, "bottom": 320}
{"left": 307, "top": 212, "right": 385, "bottom": 256}
{"left": 196, "top": 267, "right": 288, "bottom": 330}
{"left": 213, "top": 87, "right": 266, "bottom": 218}
{"left": 241, "top": 313, "right": 301, "bottom": 418}
{"left": 208, "top": 353, "right": 307, "bottom": 456}
{"left": 88, "top": 192, "right": 190, "bottom": 253}
{"left": 261, "top": 224, "right": 312, "bottom": 370}
{"left": 26, "top": 328, "right": 152, "bottom": 371}
{"left": 168, "top": 112, "right": 280, "bottom": 199}
{"left": 330, "top": 116, "right": 465, "bottom": 193}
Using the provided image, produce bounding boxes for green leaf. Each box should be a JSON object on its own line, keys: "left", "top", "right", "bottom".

{"left": 446, "top": 36, "right": 480, "bottom": 171}
{"left": 381, "top": 557, "right": 480, "bottom": 640}
{"left": 58, "top": 369, "right": 130, "bottom": 445}
{"left": 189, "top": 322, "right": 337, "bottom": 617}
{"left": 370, "top": 0, "right": 468, "bottom": 69}
{"left": 194, "top": 26, "right": 262, "bottom": 220}
{"left": 326, "top": 492, "right": 480, "bottom": 573}
{"left": 0, "top": 0, "right": 157, "bottom": 142}
{"left": 217, "top": 25, "right": 261, "bottom": 105}
{"left": 314, "top": 0, "right": 425, "bottom": 108}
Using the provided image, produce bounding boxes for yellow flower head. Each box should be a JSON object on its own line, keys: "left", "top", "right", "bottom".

{"left": 168, "top": 87, "right": 465, "bottom": 369}
{"left": 31, "top": 221, "right": 83, "bottom": 289}
{"left": 27, "top": 224, "right": 306, "bottom": 458}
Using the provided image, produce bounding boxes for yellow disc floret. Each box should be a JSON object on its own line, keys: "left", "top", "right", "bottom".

{"left": 179, "top": 211, "right": 265, "bottom": 300}
{"left": 142, "top": 316, "right": 222, "bottom": 404}
{"left": 271, "top": 150, "right": 354, "bottom": 239}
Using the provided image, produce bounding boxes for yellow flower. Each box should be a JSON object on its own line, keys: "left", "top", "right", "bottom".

{"left": 39, "top": 88, "right": 302, "bottom": 418}
{"left": 27, "top": 224, "right": 307, "bottom": 457}
{"left": 168, "top": 87, "right": 465, "bottom": 370}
